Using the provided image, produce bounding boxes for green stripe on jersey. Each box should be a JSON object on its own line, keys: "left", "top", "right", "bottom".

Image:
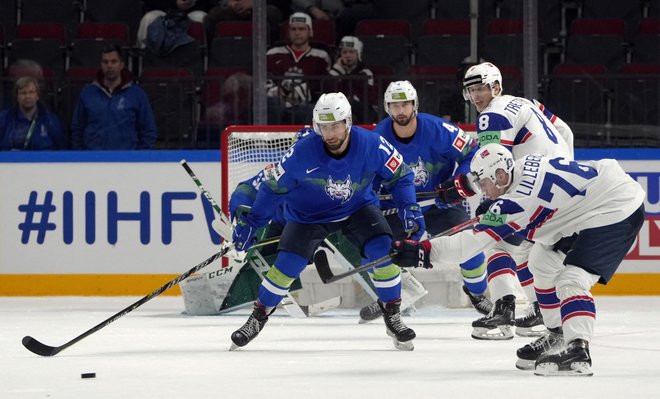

{"left": 478, "top": 131, "right": 501, "bottom": 146}
{"left": 479, "top": 211, "right": 508, "bottom": 227}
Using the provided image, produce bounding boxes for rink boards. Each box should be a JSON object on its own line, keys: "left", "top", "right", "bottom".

{"left": 0, "top": 148, "right": 659, "bottom": 296}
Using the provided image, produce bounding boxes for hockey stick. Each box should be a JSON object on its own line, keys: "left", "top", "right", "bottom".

{"left": 381, "top": 198, "right": 437, "bottom": 216}
{"left": 378, "top": 191, "right": 437, "bottom": 201}
{"left": 180, "top": 159, "right": 283, "bottom": 250}
{"left": 180, "top": 159, "right": 224, "bottom": 216}
{"left": 314, "top": 216, "right": 480, "bottom": 284}
{"left": 22, "top": 244, "right": 234, "bottom": 357}
{"left": 180, "top": 159, "right": 233, "bottom": 240}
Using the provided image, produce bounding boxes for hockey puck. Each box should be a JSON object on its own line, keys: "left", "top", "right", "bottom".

{"left": 81, "top": 373, "right": 96, "bottom": 379}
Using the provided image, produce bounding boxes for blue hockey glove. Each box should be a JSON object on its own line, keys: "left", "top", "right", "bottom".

{"left": 390, "top": 239, "right": 433, "bottom": 269}
{"left": 436, "top": 174, "right": 476, "bottom": 204}
{"left": 232, "top": 212, "right": 259, "bottom": 251}
{"left": 399, "top": 204, "right": 426, "bottom": 240}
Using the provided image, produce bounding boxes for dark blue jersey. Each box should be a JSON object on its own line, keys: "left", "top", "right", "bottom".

{"left": 250, "top": 125, "right": 417, "bottom": 225}
{"left": 373, "top": 113, "right": 477, "bottom": 209}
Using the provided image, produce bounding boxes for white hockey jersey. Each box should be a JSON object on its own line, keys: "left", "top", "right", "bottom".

{"left": 476, "top": 95, "right": 573, "bottom": 161}
{"left": 429, "top": 155, "right": 646, "bottom": 263}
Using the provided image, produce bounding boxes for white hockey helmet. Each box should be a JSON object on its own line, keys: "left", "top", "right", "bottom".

{"left": 470, "top": 143, "right": 514, "bottom": 192}
{"left": 384, "top": 80, "right": 418, "bottom": 117}
{"left": 289, "top": 12, "right": 313, "bottom": 36}
{"left": 462, "top": 62, "right": 503, "bottom": 101}
{"left": 338, "top": 36, "right": 363, "bottom": 61}
{"left": 312, "top": 92, "right": 353, "bottom": 134}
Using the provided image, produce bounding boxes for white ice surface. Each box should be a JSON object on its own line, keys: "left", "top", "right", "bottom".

{"left": 2, "top": 296, "right": 660, "bottom": 399}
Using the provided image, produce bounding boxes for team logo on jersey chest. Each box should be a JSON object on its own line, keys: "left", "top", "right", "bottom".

{"left": 410, "top": 156, "right": 429, "bottom": 187}
{"left": 325, "top": 175, "right": 354, "bottom": 204}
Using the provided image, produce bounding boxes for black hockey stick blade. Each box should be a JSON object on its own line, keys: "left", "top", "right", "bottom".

{"left": 21, "top": 336, "right": 61, "bottom": 357}
{"left": 21, "top": 247, "right": 229, "bottom": 357}
{"left": 314, "top": 216, "right": 481, "bottom": 284}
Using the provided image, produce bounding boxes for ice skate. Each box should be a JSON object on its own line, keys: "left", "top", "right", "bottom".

{"left": 515, "top": 326, "right": 563, "bottom": 370}
{"left": 379, "top": 299, "right": 416, "bottom": 351}
{"left": 462, "top": 285, "right": 493, "bottom": 315}
{"left": 515, "top": 301, "right": 546, "bottom": 337}
{"left": 358, "top": 301, "right": 382, "bottom": 324}
{"left": 535, "top": 338, "right": 593, "bottom": 377}
{"left": 230, "top": 302, "right": 272, "bottom": 350}
{"left": 471, "top": 295, "right": 515, "bottom": 340}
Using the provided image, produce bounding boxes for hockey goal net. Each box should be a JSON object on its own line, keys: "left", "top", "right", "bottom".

{"left": 220, "top": 125, "right": 303, "bottom": 217}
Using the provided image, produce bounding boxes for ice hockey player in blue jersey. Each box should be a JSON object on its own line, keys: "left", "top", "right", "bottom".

{"left": 357, "top": 80, "right": 491, "bottom": 324}
{"left": 391, "top": 143, "right": 645, "bottom": 376}
{"left": 230, "top": 92, "right": 425, "bottom": 351}
{"left": 441, "top": 62, "right": 575, "bottom": 341}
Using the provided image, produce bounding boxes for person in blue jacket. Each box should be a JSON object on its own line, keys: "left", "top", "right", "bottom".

{"left": 71, "top": 44, "right": 157, "bottom": 150}
{"left": 0, "top": 76, "right": 66, "bottom": 150}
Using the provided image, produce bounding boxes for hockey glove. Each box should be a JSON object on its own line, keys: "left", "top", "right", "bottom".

{"left": 232, "top": 212, "right": 259, "bottom": 251}
{"left": 475, "top": 199, "right": 523, "bottom": 245}
{"left": 436, "top": 174, "right": 476, "bottom": 204}
{"left": 390, "top": 239, "right": 433, "bottom": 269}
{"left": 399, "top": 204, "right": 426, "bottom": 240}
{"left": 475, "top": 199, "right": 495, "bottom": 216}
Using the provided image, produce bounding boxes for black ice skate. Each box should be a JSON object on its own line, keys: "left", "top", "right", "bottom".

{"left": 230, "top": 302, "right": 272, "bottom": 350}
{"left": 462, "top": 285, "right": 494, "bottom": 315}
{"left": 516, "top": 326, "right": 563, "bottom": 370}
{"left": 515, "top": 301, "right": 546, "bottom": 337}
{"left": 379, "top": 299, "right": 416, "bottom": 351}
{"left": 358, "top": 301, "right": 383, "bottom": 324}
{"left": 535, "top": 338, "right": 593, "bottom": 377}
{"left": 471, "top": 295, "right": 515, "bottom": 340}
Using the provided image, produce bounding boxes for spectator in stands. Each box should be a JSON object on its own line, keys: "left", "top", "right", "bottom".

{"left": 266, "top": 11, "right": 331, "bottom": 124}
{"left": 137, "top": 0, "right": 209, "bottom": 48}
{"left": 0, "top": 76, "right": 66, "bottom": 150}
{"left": 71, "top": 44, "right": 157, "bottom": 150}
{"left": 329, "top": 36, "right": 376, "bottom": 123}
{"left": 204, "top": 0, "right": 286, "bottom": 43}
{"left": 292, "top": 0, "right": 375, "bottom": 40}
{"left": 292, "top": 0, "right": 344, "bottom": 21}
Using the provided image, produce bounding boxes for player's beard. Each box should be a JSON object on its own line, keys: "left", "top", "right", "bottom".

{"left": 392, "top": 111, "right": 414, "bottom": 127}
{"left": 323, "top": 132, "right": 348, "bottom": 153}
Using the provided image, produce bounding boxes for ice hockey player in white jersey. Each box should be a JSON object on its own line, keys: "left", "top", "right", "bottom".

{"left": 392, "top": 144, "right": 645, "bottom": 376}
{"left": 441, "top": 62, "right": 575, "bottom": 341}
